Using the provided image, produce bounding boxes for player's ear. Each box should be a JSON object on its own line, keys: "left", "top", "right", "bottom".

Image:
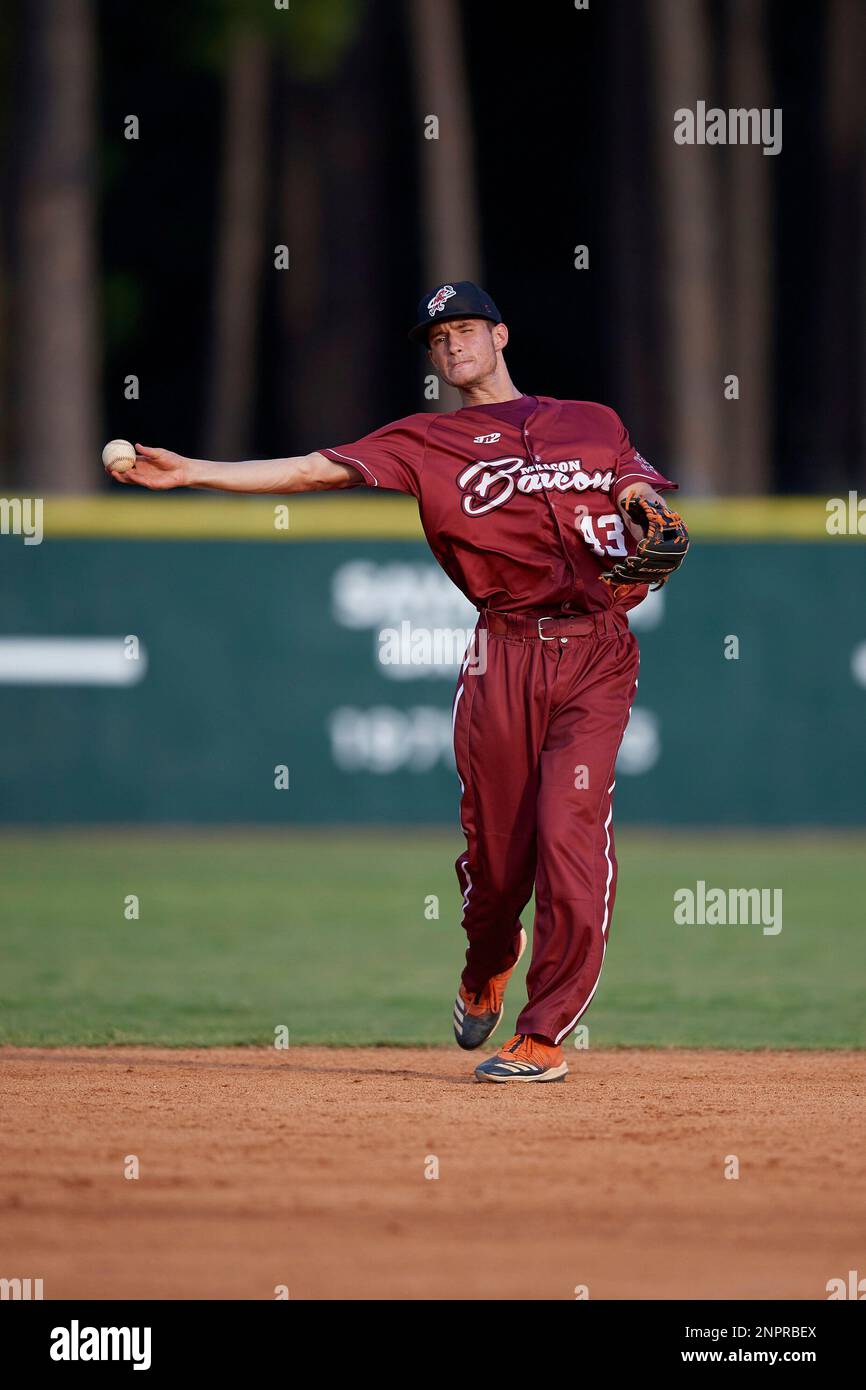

{"left": 492, "top": 322, "right": 509, "bottom": 352}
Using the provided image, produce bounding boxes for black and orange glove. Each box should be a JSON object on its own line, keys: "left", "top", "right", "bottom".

{"left": 602, "top": 491, "right": 689, "bottom": 591}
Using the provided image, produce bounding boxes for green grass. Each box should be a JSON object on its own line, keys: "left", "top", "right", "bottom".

{"left": 0, "top": 828, "right": 863, "bottom": 1048}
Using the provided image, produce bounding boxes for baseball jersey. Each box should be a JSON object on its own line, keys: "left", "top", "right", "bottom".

{"left": 322, "top": 395, "right": 677, "bottom": 615}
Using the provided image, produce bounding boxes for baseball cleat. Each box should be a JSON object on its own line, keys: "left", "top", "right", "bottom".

{"left": 473, "top": 1032, "right": 568, "bottom": 1083}
{"left": 452, "top": 927, "right": 528, "bottom": 1050}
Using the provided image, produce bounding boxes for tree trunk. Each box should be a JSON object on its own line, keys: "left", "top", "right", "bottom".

{"left": 16, "top": 0, "right": 97, "bottom": 492}
{"left": 0, "top": 189, "right": 8, "bottom": 486}
{"left": 407, "top": 0, "right": 481, "bottom": 413}
{"left": 726, "top": 0, "right": 772, "bottom": 493}
{"left": 649, "top": 0, "right": 726, "bottom": 493}
{"left": 275, "top": 4, "right": 396, "bottom": 450}
{"left": 203, "top": 32, "right": 269, "bottom": 461}
{"left": 606, "top": 0, "right": 662, "bottom": 448}
{"left": 822, "top": 0, "right": 865, "bottom": 489}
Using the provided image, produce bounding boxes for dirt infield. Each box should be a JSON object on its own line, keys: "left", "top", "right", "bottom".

{"left": 1, "top": 1046, "right": 862, "bottom": 1301}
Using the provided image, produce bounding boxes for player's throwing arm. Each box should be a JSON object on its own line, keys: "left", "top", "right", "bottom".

{"left": 103, "top": 442, "right": 362, "bottom": 493}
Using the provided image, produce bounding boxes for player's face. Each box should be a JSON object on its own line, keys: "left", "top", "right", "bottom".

{"left": 427, "top": 318, "right": 501, "bottom": 387}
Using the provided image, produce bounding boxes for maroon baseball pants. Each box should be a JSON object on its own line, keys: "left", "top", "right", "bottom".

{"left": 452, "top": 609, "right": 640, "bottom": 1046}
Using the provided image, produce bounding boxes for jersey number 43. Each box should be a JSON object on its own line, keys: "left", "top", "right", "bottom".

{"left": 579, "top": 513, "right": 628, "bottom": 558}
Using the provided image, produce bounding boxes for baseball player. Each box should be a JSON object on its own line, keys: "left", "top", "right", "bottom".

{"left": 108, "top": 281, "right": 688, "bottom": 1083}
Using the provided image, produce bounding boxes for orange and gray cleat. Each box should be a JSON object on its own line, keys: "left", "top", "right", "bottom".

{"left": 474, "top": 1032, "right": 569, "bottom": 1083}
{"left": 452, "top": 928, "right": 527, "bottom": 1051}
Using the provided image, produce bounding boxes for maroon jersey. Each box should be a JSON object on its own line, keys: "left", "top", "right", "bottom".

{"left": 322, "top": 396, "right": 676, "bottom": 615}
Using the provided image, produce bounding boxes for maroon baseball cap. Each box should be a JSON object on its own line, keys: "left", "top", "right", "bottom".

{"left": 408, "top": 280, "right": 502, "bottom": 344}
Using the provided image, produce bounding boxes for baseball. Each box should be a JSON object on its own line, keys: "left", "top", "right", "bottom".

{"left": 102, "top": 439, "right": 136, "bottom": 473}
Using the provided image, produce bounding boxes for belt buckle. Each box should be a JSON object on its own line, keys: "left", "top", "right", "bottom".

{"left": 537, "top": 616, "right": 557, "bottom": 641}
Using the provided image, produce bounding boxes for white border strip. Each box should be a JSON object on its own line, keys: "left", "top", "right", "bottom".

{"left": 0, "top": 638, "right": 148, "bottom": 686}
{"left": 554, "top": 779, "right": 616, "bottom": 1044}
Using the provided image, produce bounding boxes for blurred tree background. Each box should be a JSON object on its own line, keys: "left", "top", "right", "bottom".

{"left": 0, "top": 0, "right": 863, "bottom": 494}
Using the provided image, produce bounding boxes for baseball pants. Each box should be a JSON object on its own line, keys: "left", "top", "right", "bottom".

{"left": 452, "top": 608, "right": 640, "bottom": 1046}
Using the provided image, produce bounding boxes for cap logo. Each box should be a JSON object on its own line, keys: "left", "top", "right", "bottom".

{"left": 427, "top": 284, "right": 456, "bottom": 317}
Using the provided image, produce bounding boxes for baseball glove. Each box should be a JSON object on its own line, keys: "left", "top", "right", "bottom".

{"left": 601, "top": 491, "right": 689, "bottom": 591}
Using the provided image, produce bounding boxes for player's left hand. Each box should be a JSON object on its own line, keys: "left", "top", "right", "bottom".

{"left": 601, "top": 491, "right": 689, "bottom": 590}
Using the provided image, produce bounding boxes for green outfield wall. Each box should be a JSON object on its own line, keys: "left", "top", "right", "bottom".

{"left": 0, "top": 496, "right": 863, "bottom": 825}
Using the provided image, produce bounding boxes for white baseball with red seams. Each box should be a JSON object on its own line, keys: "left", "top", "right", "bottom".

{"left": 101, "top": 439, "right": 136, "bottom": 473}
